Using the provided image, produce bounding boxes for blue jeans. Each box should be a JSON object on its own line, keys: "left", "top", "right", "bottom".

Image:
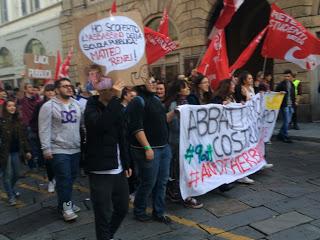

{"left": 3, "top": 152, "right": 20, "bottom": 199}
{"left": 131, "top": 145, "right": 171, "bottom": 217}
{"left": 52, "top": 153, "right": 80, "bottom": 209}
{"left": 279, "top": 106, "right": 294, "bottom": 138}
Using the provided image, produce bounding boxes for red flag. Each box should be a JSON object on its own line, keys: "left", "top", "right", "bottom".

{"left": 262, "top": 4, "right": 320, "bottom": 70}
{"left": 59, "top": 47, "right": 73, "bottom": 78}
{"left": 197, "top": 30, "right": 230, "bottom": 89}
{"left": 144, "top": 27, "right": 178, "bottom": 64}
{"left": 54, "top": 50, "right": 61, "bottom": 81}
{"left": 229, "top": 26, "right": 267, "bottom": 73}
{"left": 158, "top": 8, "right": 169, "bottom": 36}
{"left": 209, "top": 0, "right": 244, "bottom": 39}
{"left": 111, "top": 1, "right": 117, "bottom": 14}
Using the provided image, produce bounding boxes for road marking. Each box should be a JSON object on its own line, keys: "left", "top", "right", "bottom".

{"left": 26, "top": 173, "right": 89, "bottom": 193}
{"left": 17, "top": 183, "right": 50, "bottom": 195}
{"left": 25, "top": 173, "right": 252, "bottom": 240}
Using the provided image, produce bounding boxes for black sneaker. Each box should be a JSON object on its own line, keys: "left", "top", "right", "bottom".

{"left": 152, "top": 215, "right": 172, "bottom": 224}
{"left": 283, "top": 137, "right": 293, "bottom": 143}
{"left": 134, "top": 214, "right": 152, "bottom": 222}
{"left": 293, "top": 124, "right": 300, "bottom": 130}
{"left": 219, "top": 183, "right": 234, "bottom": 192}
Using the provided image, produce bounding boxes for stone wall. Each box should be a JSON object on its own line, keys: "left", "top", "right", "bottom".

{"left": 60, "top": 0, "right": 215, "bottom": 84}
{"left": 60, "top": 0, "right": 320, "bottom": 121}
{"left": 273, "top": 0, "right": 320, "bottom": 121}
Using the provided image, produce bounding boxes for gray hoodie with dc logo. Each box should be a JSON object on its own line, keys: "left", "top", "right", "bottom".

{"left": 38, "top": 97, "right": 83, "bottom": 155}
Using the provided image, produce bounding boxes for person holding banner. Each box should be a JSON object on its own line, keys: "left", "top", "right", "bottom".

{"left": 235, "top": 71, "right": 255, "bottom": 103}
{"left": 187, "top": 74, "right": 212, "bottom": 105}
{"left": 234, "top": 72, "right": 256, "bottom": 184}
{"left": 164, "top": 79, "right": 204, "bottom": 209}
{"left": 126, "top": 77, "right": 175, "bottom": 224}
{"left": 84, "top": 78, "right": 132, "bottom": 240}
{"left": 276, "top": 70, "right": 296, "bottom": 143}
{"left": 211, "top": 79, "right": 236, "bottom": 105}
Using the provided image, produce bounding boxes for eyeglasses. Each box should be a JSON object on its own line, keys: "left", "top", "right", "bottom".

{"left": 60, "top": 85, "right": 73, "bottom": 89}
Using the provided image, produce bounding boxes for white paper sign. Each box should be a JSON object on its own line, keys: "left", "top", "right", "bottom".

{"left": 79, "top": 16, "right": 145, "bottom": 74}
{"left": 179, "top": 92, "right": 284, "bottom": 200}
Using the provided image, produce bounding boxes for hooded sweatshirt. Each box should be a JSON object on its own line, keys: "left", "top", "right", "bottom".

{"left": 38, "top": 97, "right": 82, "bottom": 155}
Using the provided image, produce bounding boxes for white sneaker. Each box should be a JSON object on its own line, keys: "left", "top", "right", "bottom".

{"left": 129, "top": 193, "right": 135, "bottom": 203}
{"left": 62, "top": 201, "right": 78, "bottom": 221}
{"left": 72, "top": 204, "right": 81, "bottom": 213}
{"left": 237, "top": 176, "right": 255, "bottom": 184}
{"left": 262, "top": 163, "right": 274, "bottom": 169}
{"left": 48, "top": 179, "right": 56, "bottom": 193}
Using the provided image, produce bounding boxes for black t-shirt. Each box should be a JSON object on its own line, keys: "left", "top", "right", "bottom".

{"left": 126, "top": 92, "right": 168, "bottom": 148}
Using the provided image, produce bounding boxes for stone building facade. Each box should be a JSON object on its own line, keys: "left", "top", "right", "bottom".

{"left": 0, "top": 0, "right": 62, "bottom": 87}
{"left": 60, "top": 0, "right": 320, "bottom": 121}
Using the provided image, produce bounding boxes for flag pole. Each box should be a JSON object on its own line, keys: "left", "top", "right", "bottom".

{"left": 196, "top": 45, "right": 208, "bottom": 68}
{"left": 262, "top": 57, "right": 267, "bottom": 76}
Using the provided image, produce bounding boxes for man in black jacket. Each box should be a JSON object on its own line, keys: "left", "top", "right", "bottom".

{"left": 126, "top": 77, "right": 175, "bottom": 224}
{"left": 84, "top": 79, "right": 132, "bottom": 240}
{"left": 276, "top": 69, "right": 296, "bottom": 143}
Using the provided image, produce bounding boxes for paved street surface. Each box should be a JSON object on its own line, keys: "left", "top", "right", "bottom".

{"left": 0, "top": 126, "right": 320, "bottom": 240}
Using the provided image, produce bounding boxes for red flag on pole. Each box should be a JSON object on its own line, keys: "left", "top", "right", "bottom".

{"left": 229, "top": 26, "right": 267, "bottom": 73}
{"left": 59, "top": 47, "right": 73, "bottom": 78}
{"left": 111, "top": 1, "right": 117, "bottom": 14}
{"left": 54, "top": 50, "right": 61, "bottom": 81}
{"left": 209, "top": 0, "right": 244, "bottom": 39}
{"left": 197, "top": 30, "right": 230, "bottom": 89}
{"left": 158, "top": 8, "right": 169, "bottom": 36}
{"left": 144, "top": 27, "right": 178, "bottom": 64}
{"left": 262, "top": 3, "right": 320, "bottom": 70}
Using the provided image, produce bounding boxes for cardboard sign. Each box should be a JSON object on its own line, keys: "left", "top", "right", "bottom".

{"left": 75, "top": 11, "right": 149, "bottom": 87}
{"left": 24, "top": 54, "right": 56, "bottom": 79}
{"left": 179, "top": 92, "right": 283, "bottom": 200}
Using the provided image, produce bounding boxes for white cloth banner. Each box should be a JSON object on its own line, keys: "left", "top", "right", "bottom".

{"left": 179, "top": 92, "right": 284, "bottom": 200}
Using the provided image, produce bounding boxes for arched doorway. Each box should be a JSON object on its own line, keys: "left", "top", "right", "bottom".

{"left": 0, "top": 47, "right": 13, "bottom": 68}
{"left": 208, "top": 0, "right": 272, "bottom": 78}
{"left": 25, "top": 39, "right": 46, "bottom": 55}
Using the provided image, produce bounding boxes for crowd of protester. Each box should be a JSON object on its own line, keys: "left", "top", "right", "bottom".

{"left": 0, "top": 65, "right": 301, "bottom": 240}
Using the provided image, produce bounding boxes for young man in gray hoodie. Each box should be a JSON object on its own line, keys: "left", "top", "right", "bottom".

{"left": 39, "top": 78, "right": 82, "bottom": 221}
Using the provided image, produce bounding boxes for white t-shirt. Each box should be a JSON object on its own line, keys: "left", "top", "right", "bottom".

{"left": 91, "top": 145, "right": 123, "bottom": 175}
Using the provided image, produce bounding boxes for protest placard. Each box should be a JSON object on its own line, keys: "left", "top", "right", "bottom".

{"left": 76, "top": 11, "right": 149, "bottom": 87}
{"left": 179, "top": 92, "right": 284, "bottom": 200}
{"left": 24, "top": 54, "right": 56, "bottom": 79}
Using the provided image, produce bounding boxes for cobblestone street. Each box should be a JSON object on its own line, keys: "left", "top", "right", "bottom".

{"left": 0, "top": 134, "right": 320, "bottom": 240}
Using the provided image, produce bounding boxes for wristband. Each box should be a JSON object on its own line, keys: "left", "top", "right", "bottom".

{"left": 144, "top": 145, "right": 152, "bottom": 150}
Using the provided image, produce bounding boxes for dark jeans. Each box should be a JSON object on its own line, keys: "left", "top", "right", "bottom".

{"left": 131, "top": 145, "right": 171, "bottom": 217}
{"left": 45, "top": 160, "right": 55, "bottom": 182}
{"left": 26, "top": 127, "right": 44, "bottom": 169}
{"left": 279, "top": 106, "right": 294, "bottom": 138}
{"left": 52, "top": 153, "right": 80, "bottom": 209}
{"left": 89, "top": 172, "right": 129, "bottom": 240}
{"left": 291, "top": 104, "right": 298, "bottom": 125}
{"left": 3, "top": 152, "right": 20, "bottom": 199}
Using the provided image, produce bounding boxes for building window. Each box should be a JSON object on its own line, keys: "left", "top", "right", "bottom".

{"left": 25, "top": 39, "right": 46, "bottom": 55}
{"left": 0, "top": 47, "right": 13, "bottom": 68}
{"left": 146, "top": 17, "right": 178, "bottom": 41}
{"left": 34, "top": 0, "right": 40, "bottom": 10}
{"left": 0, "top": 0, "right": 9, "bottom": 23}
{"left": 21, "top": 0, "right": 28, "bottom": 16}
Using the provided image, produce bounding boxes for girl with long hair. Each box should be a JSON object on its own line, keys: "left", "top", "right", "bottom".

{"left": 165, "top": 79, "right": 204, "bottom": 209}
{"left": 0, "top": 100, "right": 31, "bottom": 205}
{"left": 187, "top": 73, "right": 213, "bottom": 105}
